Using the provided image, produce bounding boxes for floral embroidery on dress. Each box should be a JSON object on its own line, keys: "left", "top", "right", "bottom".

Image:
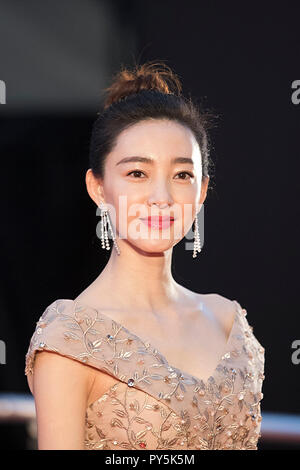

{"left": 25, "top": 298, "right": 265, "bottom": 450}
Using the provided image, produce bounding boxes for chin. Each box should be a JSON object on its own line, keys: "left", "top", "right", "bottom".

{"left": 129, "top": 238, "right": 176, "bottom": 254}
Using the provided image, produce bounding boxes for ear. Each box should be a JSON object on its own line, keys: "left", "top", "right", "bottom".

{"left": 197, "top": 175, "right": 210, "bottom": 212}
{"left": 85, "top": 168, "right": 105, "bottom": 207}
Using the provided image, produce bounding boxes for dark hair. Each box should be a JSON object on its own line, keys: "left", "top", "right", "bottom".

{"left": 89, "top": 61, "right": 218, "bottom": 191}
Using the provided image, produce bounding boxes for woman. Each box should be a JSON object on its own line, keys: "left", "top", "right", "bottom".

{"left": 25, "top": 61, "right": 265, "bottom": 450}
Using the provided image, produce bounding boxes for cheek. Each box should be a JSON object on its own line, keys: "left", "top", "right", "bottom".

{"left": 108, "top": 178, "right": 143, "bottom": 207}
{"left": 180, "top": 204, "right": 197, "bottom": 237}
{"left": 108, "top": 178, "right": 147, "bottom": 219}
{"left": 172, "top": 196, "right": 198, "bottom": 238}
{"left": 109, "top": 192, "right": 148, "bottom": 234}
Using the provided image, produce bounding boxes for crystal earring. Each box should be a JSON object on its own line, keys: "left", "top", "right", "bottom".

{"left": 192, "top": 213, "right": 201, "bottom": 258}
{"left": 99, "top": 202, "right": 121, "bottom": 256}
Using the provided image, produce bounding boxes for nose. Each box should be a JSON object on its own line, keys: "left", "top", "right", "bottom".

{"left": 151, "top": 201, "right": 169, "bottom": 209}
{"left": 147, "top": 184, "right": 173, "bottom": 210}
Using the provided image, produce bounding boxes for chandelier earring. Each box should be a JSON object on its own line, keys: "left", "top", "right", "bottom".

{"left": 192, "top": 212, "right": 201, "bottom": 258}
{"left": 99, "top": 201, "right": 121, "bottom": 256}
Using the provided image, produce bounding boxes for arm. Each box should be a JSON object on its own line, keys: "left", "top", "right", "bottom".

{"left": 30, "top": 350, "right": 93, "bottom": 450}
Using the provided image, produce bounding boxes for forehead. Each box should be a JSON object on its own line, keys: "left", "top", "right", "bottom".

{"left": 111, "top": 118, "right": 199, "bottom": 158}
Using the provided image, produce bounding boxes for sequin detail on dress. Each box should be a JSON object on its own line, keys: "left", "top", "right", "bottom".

{"left": 25, "top": 298, "right": 265, "bottom": 450}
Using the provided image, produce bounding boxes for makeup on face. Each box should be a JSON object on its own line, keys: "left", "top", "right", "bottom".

{"left": 139, "top": 215, "right": 175, "bottom": 230}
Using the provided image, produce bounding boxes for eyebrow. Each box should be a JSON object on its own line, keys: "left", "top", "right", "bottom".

{"left": 116, "top": 156, "right": 194, "bottom": 166}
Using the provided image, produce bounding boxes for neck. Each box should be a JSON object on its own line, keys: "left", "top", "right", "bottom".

{"left": 93, "top": 239, "right": 183, "bottom": 314}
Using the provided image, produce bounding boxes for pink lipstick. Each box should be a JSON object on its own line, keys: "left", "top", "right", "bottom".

{"left": 140, "top": 216, "right": 175, "bottom": 230}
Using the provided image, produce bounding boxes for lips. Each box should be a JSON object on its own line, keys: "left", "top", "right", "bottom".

{"left": 141, "top": 216, "right": 175, "bottom": 222}
{"left": 140, "top": 216, "right": 175, "bottom": 229}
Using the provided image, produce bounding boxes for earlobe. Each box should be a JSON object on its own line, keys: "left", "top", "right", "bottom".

{"left": 97, "top": 185, "right": 105, "bottom": 206}
{"left": 97, "top": 187, "right": 103, "bottom": 207}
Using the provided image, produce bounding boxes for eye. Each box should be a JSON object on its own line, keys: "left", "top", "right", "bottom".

{"left": 175, "top": 171, "right": 194, "bottom": 180}
{"left": 126, "top": 170, "right": 146, "bottom": 178}
{"left": 126, "top": 170, "right": 194, "bottom": 180}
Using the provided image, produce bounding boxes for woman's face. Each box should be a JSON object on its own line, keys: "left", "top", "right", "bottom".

{"left": 87, "top": 118, "right": 209, "bottom": 254}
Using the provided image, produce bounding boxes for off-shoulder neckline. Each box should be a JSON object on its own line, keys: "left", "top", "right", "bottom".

{"left": 54, "top": 298, "right": 242, "bottom": 385}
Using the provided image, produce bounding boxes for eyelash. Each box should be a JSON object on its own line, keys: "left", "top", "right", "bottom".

{"left": 126, "top": 170, "right": 194, "bottom": 180}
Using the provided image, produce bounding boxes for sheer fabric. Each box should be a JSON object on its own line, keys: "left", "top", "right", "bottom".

{"left": 25, "top": 298, "right": 265, "bottom": 450}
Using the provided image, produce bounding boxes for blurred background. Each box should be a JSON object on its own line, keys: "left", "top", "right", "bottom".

{"left": 0, "top": 0, "right": 299, "bottom": 450}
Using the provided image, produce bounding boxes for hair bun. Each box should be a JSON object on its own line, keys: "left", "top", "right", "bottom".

{"left": 102, "top": 61, "right": 183, "bottom": 110}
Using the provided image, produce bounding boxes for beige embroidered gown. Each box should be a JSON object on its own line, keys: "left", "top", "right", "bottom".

{"left": 24, "top": 298, "right": 265, "bottom": 450}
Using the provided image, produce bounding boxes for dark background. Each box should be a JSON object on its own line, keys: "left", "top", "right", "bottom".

{"left": 0, "top": 0, "right": 299, "bottom": 449}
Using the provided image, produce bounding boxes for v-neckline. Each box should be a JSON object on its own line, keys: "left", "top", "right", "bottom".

{"left": 66, "top": 298, "right": 241, "bottom": 385}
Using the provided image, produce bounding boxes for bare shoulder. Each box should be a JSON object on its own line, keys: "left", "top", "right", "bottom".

{"left": 74, "top": 286, "right": 108, "bottom": 310}
{"left": 198, "top": 293, "right": 236, "bottom": 335}
{"left": 177, "top": 285, "right": 235, "bottom": 331}
{"left": 209, "top": 293, "right": 234, "bottom": 308}
{"left": 206, "top": 293, "right": 236, "bottom": 335}
{"left": 179, "top": 285, "right": 232, "bottom": 311}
